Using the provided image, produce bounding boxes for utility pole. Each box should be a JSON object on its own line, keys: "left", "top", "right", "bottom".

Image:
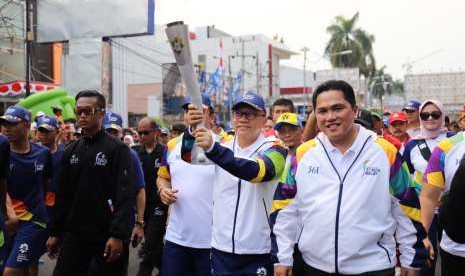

{"left": 256, "top": 51, "right": 260, "bottom": 93}
{"left": 25, "top": 0, "right": 33, "bottom": 97}
{"left": 228, "top": 55, "right": 234, "bottom": 121}
{"left": 301, "top": 47, "right": 310, "bottom": 110}
{"left": 233, "top": 36, "right": 255, "bottom": 92}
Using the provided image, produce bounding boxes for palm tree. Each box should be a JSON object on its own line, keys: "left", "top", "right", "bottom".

{"left": 325, "top": 12, "right": 376, "bottom": 77}
{"left": 370, "top": 66, "right": 393, "bottom": 110}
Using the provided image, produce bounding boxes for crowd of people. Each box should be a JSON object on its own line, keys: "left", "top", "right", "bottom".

{"left": 0, "top": 80, "right": 464, "bottom": 276}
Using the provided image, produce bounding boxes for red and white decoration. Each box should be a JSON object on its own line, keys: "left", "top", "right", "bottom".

{"left": 0, "top": 80, "right": 58, "bottom": 97}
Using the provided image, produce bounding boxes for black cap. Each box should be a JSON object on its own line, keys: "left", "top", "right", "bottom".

{"left": 355, "top": 109, "right": 374, "bottom": 129}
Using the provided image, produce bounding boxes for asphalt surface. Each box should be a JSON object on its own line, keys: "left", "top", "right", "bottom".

{"left": 38, "top": 243, "right": 159, "bottom": 276}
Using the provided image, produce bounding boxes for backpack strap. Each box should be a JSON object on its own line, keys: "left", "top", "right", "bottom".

{"left": 416, "top": 139, "right": 431, "bottom": 161}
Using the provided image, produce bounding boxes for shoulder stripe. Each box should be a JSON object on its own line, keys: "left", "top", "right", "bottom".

{"left": 375, "top": 137, "right": 397, "bottom": 165}
{"left": 296, "top": 139, "right": 317, "bottom": 163}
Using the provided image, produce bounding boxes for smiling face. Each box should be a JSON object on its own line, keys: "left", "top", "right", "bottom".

{"left": 420, "top": 103, "right": 443, "bottom": 132}
{"left": 314, "top": 90, "right": 357, "bottom": 145}
{"left": 233, "top": 104, "right": 267, "bottom": 145}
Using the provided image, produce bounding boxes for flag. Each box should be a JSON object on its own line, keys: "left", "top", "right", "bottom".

{"left": 224, "top": 70, "right": 243, "bottom": 106}
{"left": 206, "top": 66, "right": 223, "bottom": 97}
{"left": 197, "top": 70, "right": 206, "bottom": 93}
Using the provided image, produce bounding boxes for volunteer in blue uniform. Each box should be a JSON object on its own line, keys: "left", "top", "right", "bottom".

{"left": 36, "top": 115, "right": 64, "bottom": 222}
{"left": 103, "top": 111, "right": 146, "bottom": 275}
{"left": 1, "top": 106, "right": 52, "bottom": 276}
{"left": 0, "top": 134, "right": 11, "bottom": 274}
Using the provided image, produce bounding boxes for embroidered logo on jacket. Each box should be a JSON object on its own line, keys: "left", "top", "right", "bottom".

{"left": 362, "top": 160, "right": 380, "bottom": 176}
{"left": 307, "top": 166, "right": 320, "bottom": 174}
{"left": 70, "top": 154, "right": 79, "bottom": 164}
{"left": 95, "top": 152, "right": 108, "bottom": 166}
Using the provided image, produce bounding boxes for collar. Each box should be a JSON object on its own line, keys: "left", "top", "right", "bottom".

{"left": 317, "top": 125, "right": 374, "bottom": 154}
{"left": 234, "top": 133, "right": 267, "bottom": 153}
{"left": 83, "top": 128, "right": 106, "bottom": 142}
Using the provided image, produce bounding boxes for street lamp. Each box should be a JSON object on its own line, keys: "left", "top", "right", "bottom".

{"left": 301, "top": 47, "right": 310, "bottom": 112}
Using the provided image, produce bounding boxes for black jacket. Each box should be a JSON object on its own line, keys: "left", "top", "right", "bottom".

{"left": 50, "top": 129, "right": 135, "bottom": 241}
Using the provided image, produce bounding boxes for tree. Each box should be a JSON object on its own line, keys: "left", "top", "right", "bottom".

{"left": 370, "top": 66, "right": 393, "bottom": 110}
{"left": 325, "top": 12, "right": 376, "bottom": 77}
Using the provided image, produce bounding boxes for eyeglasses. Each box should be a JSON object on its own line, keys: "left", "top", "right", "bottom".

{"left": 137, "top": 130, "right": 152, "bottom": 136}
{"left": 420, "top": 111, "right": 442, "bottom": 121}
{"left": 74, "top": 107, "right": 105, "bottom": 116}
{"left": 233, "top": 110, "right": 265, "bottom": 120}
{"left": 402, "top": 108, "right": 417, "bottom": 114}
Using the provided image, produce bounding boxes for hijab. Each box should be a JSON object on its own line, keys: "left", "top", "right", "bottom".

{"left": 415, "top": 99, "right": 448, "bottom": 140}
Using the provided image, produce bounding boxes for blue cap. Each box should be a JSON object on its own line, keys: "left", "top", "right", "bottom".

{"left": 403, "top": 100, "right": 421, "bottom": 111}
{"left": 37, "top": 116, "right": 59, "bottom": 131}
{"left": 103, "top": 112, "right": 123, "bottom": 131}
{"left": 182, "top": 93, "right": 213, "bottom": 109}
{"left": 232, "top": 91, "right": 266, "bottom": 113}
{"left": 0, "top": 106, "right": 31, "bottom": 123}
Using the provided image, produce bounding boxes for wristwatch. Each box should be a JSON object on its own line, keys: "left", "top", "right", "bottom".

{"left": 135, "top": 220, "right": 145, "bottom": 228}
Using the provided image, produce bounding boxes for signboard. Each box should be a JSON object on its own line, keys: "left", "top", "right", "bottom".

{"left": 37, "top": 0, "right": 155, "bottom": 43}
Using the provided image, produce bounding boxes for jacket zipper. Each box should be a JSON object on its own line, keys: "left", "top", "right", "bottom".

{"left": 230, "top": 138, "right": 274, "bottom": 253}
{"left": 377, "top": 234, "right": 392, "bottom": 263}
{"left": 318, "top": 136, "right": 371, "bottom": 274}
{"left": 231, "top": 179, "right": 242, "bottom": 253}
{"left": 262, "top": 198, "right": 271, "bottom": 229}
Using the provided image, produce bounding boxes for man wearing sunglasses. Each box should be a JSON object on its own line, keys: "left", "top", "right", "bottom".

{"left": 103, "top": 112, "right": 146, "bottom": 276}
{"left": 0, "top": 106, "right": 52, "bottom": 276}
{"left": 132, "top": 117, "right": 165, "bottom": 276}
{"left": 402, "top": 100, "right": 421, "bottom": 138}
{"left": 47, "top": 90, "right": 135, "bottom": 276}
{"left": 183, "top": 91, "right": 287, "bottom": 275}
{"left": 36, "top": 116, "right": 64, "bottom": 225}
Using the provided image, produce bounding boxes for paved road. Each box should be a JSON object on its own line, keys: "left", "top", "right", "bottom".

{"left": 39, "top": 243, "right": 159, "bottom": 276}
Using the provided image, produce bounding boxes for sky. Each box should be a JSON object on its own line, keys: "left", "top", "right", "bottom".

{"left": 156, "top": 0, "right": 465, "bottom": 80}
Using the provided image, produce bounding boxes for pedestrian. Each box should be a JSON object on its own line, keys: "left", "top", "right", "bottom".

{"left": 102, "top": 111, "right": 146, "bottom": 275}
{"left": 273, "top": 80, "right": 426, "bottom": 276}
{"left": 47, "top": 90, "right": 135, "bottom": 276}
{"left": 458, "top": 106, "right": 465, "bottom": 131}
{"left": 184, "top": 91, "right": 287, "bottom": 275}
{"left": 388, "top": 111, "right": 410, "bottom": 153}
{"left": 0, "top": 133, "right": 14, "bottom": 274}
{"left": 271, "top": 98, "right": 295, "bottom": 123}
{"left": 269, "top": 112, "right": 305, "bottom": 276}
{"left": 1, "top": 106, "right": 52, "bottom": 276}
{"left": 157, "top": 95, "right": 217, "bottom": 276}
{"left": 132, "top": 117, "right": 166, "bottom": 276}
{"left": 420, "top": 130, "right": 465, "bottom": 275}
{"left": 36, "top": 115, "right": 64, "bottom": 224}
{"left": 403, "top": 100, "right": 421, "bottom": 138}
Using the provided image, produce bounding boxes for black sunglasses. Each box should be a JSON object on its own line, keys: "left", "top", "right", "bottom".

{"left": 137, "top": 130, "right": 153, "bottom": 136}
{"left": 420, "top": 111, "right": 442, "bottom": 121}
{"left": 74, "top": 107, "right": 105, "bottom": 116}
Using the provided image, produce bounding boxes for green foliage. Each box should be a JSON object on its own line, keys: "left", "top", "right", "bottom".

{"left": 325, "top": 12, "right": 376, "bottom": 77}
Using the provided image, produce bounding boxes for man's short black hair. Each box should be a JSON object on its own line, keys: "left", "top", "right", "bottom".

{"left": 171, "top": 123, "right": 187, "bottom": 134}
{"left": 272, "top": 98, "right": 295, "bottom": 112}
{"left": 75, "top": 90, "right": 106, "bottom": 110}
{"left": 312, "top": 80, "right": 356, "bottom": 108}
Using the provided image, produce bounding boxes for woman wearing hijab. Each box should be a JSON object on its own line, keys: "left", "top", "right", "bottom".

{"left": 403, "top": 99, "right": 454, "bottom": 276}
